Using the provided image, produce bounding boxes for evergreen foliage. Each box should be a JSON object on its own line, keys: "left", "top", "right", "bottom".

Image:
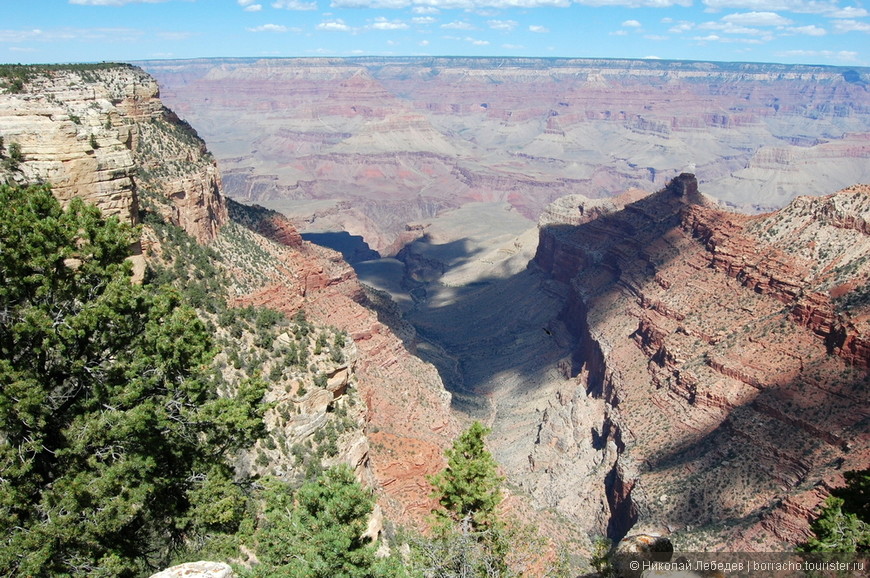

{"left": 429, "top": 421, "right": 504, "bottom": 533}
{"left": 424, "top": 421, "right": 510, "bottom": 576}
{"left": 0, "top": 184, "right": 266, "bottom": 577}
{"left": 801, "top": 469, "right": 870, "bottom": 552}
{"left": 245, "top": 465, "right": 388, "bottom": 578}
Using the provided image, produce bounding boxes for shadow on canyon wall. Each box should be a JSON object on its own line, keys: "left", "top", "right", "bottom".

{"left": 304, "top": 177, "right": 868, "bottom": 545}
{"left": 301, "top": 231, "right": 380, "bottom": 265}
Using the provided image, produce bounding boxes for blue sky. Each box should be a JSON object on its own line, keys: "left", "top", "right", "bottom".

{"left": 1, "top": 0, "right": 868, "bottom": 66}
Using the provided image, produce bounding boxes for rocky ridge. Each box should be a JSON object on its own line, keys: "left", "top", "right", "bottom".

{"left": 0, "top": 65, "right": 458, "bottom": 529}
{"left": 0, "top": 64, "right": 225, "bottom": 242}
{"left": 222, "top": 201, "right": 458, "bottom": 524}
{"left": 532, "top": 174, "right": 869, "bottom": 549}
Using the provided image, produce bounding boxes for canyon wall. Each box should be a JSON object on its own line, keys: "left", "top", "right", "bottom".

{"left": 0, "top": 64, "right": 225, "bottom": 242}
{"left": 532, "top": 174, "right": 869, "bottom": 549}
{"left": 0, "top": 65, "right": 458, "bottom": 528}
{"left": 225, "top": 203, "right": 458, "bottom": 524}
{"left": 140, "top": 57, "right": 870, "bottom": 253}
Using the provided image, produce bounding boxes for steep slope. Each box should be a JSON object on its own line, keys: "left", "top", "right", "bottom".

{"left": 532, "top": 175, "right": 869, "bottom": 549}
{"left": 0, "top": 64, "right": 458, "bottom": 529}
{"left": 222, "top": 200, "right": 458, "bottom": 525}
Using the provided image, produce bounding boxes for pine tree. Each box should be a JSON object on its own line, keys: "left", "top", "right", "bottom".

{"left": 249, "top": 465, "right": 386, "bottom": 578}
{"left": 0, "top": 184, "right": 266, "bottom": 576}
{"left": 422, "top": 421, "right": 509, "bottom": 576}
{"left": 429, "top": 421, "right": 504, "bottom": 533}
{"left": 801, "top": 469, "right": 870, "bottom": 552}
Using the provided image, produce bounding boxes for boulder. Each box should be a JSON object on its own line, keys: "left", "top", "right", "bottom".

{"left": 149, "top": 561, "right": 235, "bottom": 578}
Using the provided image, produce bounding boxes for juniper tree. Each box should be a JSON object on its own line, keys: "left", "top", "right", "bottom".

{"left": 247, "top": 465, "right": 391, "bottom": 578}
{"left": 0, "top": 184, "right": 266, "bottom": 577}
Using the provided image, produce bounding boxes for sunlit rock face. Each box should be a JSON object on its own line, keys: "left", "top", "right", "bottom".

{"left": 0, "top": 64, "right": 226, "bottom": 242}
{"left": 149, "top": 561, "right": 234, "bottom": 578}
{"left": 0, "top": 66, "right": 459, "bottom": 530}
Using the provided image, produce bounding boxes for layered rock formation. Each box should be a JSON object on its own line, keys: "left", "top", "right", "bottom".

{"left": 0, "top": 64, "right": 225, "bottom": 242}
{"left": 0, "top": 64, "right": 457, "bottom": 528}
{"left": 220, "top": 201, "right": 457, "bottom": 525}
{"left": 149, "top": 561, "right": 234, "bottom": 578}
{"left": 7, "top": 62, "right": 867, "bottom": 560}
{"left": 140, "top": 57, "right": 870, "bottom": 252}
{"left": 531, "top": 175, "right": 869, "bottom": 550}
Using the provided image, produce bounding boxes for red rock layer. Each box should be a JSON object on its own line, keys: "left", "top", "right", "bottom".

{"left": 533, "top": 176, "right": 869, "bottom": 549}
{"left": 233, "top": 208, "right": 457, "bottom": 526}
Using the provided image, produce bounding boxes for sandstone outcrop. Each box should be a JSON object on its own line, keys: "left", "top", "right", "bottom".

{"left": 532, "top": 175, "right": 869, "bottom": 550}
{"left": 612, "top": 534, "right": 674, "bottom": 578}
{"left": 0, "top": 65, "right": 226, "bottom": 242}
{"left": 148, "top": 561, "right": 234, "bottom": 578}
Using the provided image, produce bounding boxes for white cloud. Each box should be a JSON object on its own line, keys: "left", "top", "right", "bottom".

{"left": 412, "top": 17, "right": 437, "bottom": 25}
{"left": 0, "top": 26, "right": 144, "bottom": 42}
{"left": 488, "top": 20, "right": 518, "bottom": 31}
{"left": 529, "top": 25, "right": 550, "bottom": 33}
{"left": 238, "top": 0, "right": 261, "bottom": 9}
{"left": 419, "top": 39, "right": 430, "bottom": 46}
{"left": 156, "top": 31, "right": 194, "bottom": 40}
{"left": 827, "top": 7, "right": 868, "bottom": 19}
{"left": 317, "top": 19, "right": 353, "bottom": 31}
{"left": 560, "top": 0, "right": 689, "bottom": 5}
{"left": 788, "top": 24, "right": 827, "bottom": 35}
{"left": 612, "top": 30, "right": 629, "bottom": 35}
{"left": 702, "top": 0, "right": 847, "bottom": 14}
{"left": 693, "top": 32, "right": 766, "bottom": 42}
{"left": 699, "top": 20, "right": 770, "bottom": 34}
{"left": 271, "top": 0, "right": 318, "bottom": 9}
{"left": 442, "top": 21, "right": 475, "bottom": 30}
{"left": 412, "top": 6, "right": 440, "bottom": 13}
{"left": 622, "top": 20, "right": 642, "bottom": 27}
{"left": 247, "top": 24, "right": 289, "bottom": 32}
{"left": 502, "top": 43, "right": 524, "bottom": 50}
{"left": 330, "top": 0, "right": 688, "bottom": 8}
{"left": 777, "top": 49, "right": 858, "bottom": 61}
{"left": 833, "top": 19, "right": 870, "bottom": 32}
{"left": 0, "top": 29, "right": 47, "bottom": 42}
{"left": 371, "top": 18, "right": 409, "bottom": 30}
{"left": 669, "top": 21, "right": 695, "bottom": 33}
{"left": 721, "top": 11, "right": 792, "bottom": 26}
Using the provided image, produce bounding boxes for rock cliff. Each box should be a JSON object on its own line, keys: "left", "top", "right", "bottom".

{"left": 0, "top": 64, "right": 225, "bottom": 242}
{"left": 532, "top": 174, "right": 869, "bottom": 550}
{"left": 221, "top": 200, "right": 457, "bottom": 525}
{"left": 0, "top": 64, "right": 457, "bottom": 529}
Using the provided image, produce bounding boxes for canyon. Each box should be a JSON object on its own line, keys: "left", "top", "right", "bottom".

{"left": 140, "top": 57, "right": 870, "bottom": 256}
{"left": 0, "top": 65, "right": 458, "bottom": 532}
{"left": 2, "top": 60, "right": 869, "bottom": 567}
{"left": 139, "top": 57, "right": 870, "bottom": 551}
